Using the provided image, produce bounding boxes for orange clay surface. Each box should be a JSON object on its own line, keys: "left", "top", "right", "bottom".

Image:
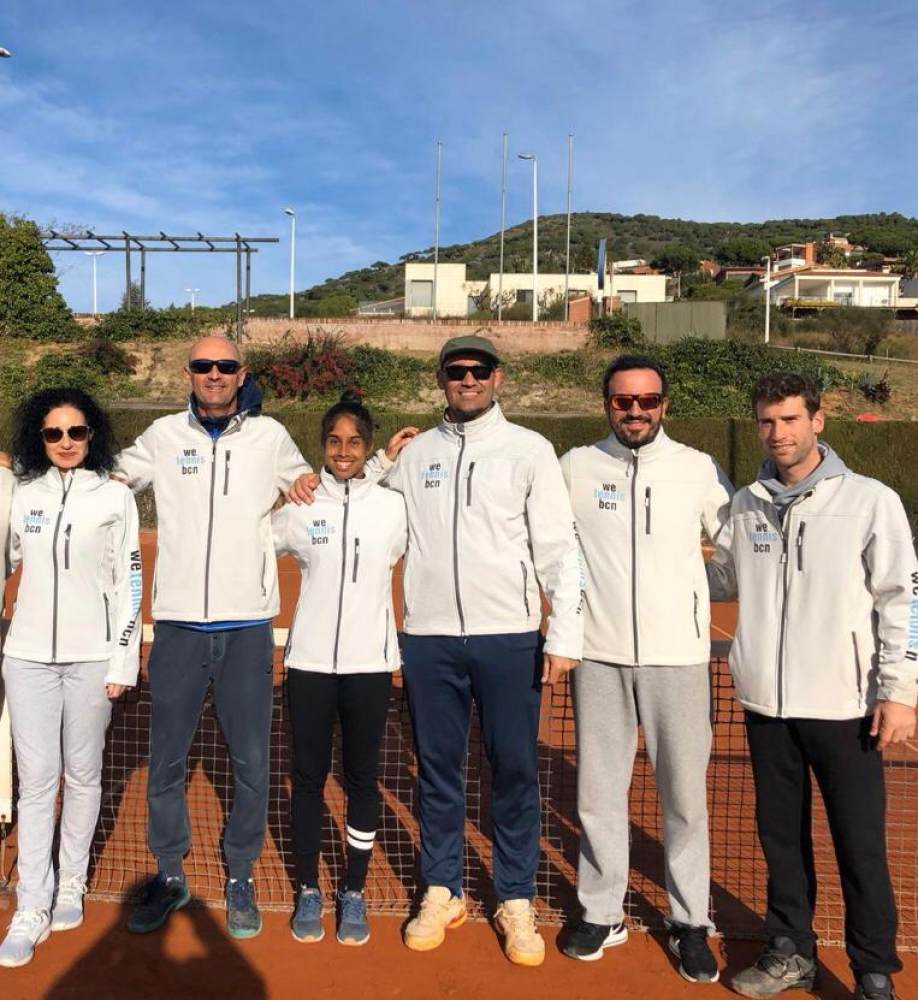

{"left": 0, "top": 899, "right": 915, "bottom": 1000}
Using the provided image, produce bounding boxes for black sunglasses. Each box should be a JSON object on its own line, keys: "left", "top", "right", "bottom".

{"left": 608, "top": 393, "right": 663, "bottom": 412}
{"left": 188, "top": 358, "right": 241, "bottom": 375}
{"left": 41, "top": 425, "right": 91, "bottom": 444}
{"left": 443, "top": 363, "right": 494, "bottom": 382}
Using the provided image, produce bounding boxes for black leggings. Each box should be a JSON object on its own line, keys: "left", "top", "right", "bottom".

{"left": 287, "top": 670, "right": 392, "bottom": 892}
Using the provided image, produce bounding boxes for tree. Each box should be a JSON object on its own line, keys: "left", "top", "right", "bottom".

{"left": 716, "top": 236, "right": 772, "bottom": 266}
{"left": 651, "top": 243, "right": 701, "bottom": 276}
{"left": 119, "top": 280, "right": 150, "bottom": 311}
{"left": 898, "top": 249, "right": 918, "bottom": 279}
{"left": 0, "top": 213, "right": 78, "bottom": 340}
{"left": 816, "top": 242, "right": 847, "bottom": 268}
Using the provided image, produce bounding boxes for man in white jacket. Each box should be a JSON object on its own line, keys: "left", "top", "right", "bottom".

{"left": 117, "top": 336, "right": 313, "bottom": 940}
{"left": 375, "top": 335, "right": 582, "bottom": 967}
{"left": 559, "top": 355, "right": 732, "bottom": 983}
{"left": 707, "top": 373, "right": 917, "bottom": 1000}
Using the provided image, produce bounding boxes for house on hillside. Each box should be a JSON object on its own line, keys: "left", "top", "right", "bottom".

{"left": 403, "top": 262, "right": 667, "bottom": 318}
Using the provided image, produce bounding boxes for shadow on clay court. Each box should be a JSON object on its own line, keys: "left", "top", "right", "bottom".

{"left": 43, "top": 882, "right": 267, "bottom": 1000}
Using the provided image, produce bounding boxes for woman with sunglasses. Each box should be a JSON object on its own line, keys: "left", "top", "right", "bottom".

{"left": 272, "top": 391, "right": 408, "bottom": 948}
{"left": 0, "top": 388, "right": 142, "bottom": 968}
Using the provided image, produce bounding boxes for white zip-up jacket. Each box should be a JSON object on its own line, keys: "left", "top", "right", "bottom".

{"left": 4, "top": 468, "right": 142, "bottom": 685}
{"left": 272, "top": 469, "right": 408, "bottom": 674}
{"left": 116, "top": 405, "right": 310, "bottom": 622}
{"left": 376, "top": 403, "right": 583, "bottom": 658}
{"left": 561, "top": 429, "right": 733, "bottom": 666}
{"left": 707, "top": 458, "right": 918, "bottom": 719}
{"left": 1, "top": 466, "right": 15, "bottom": 632}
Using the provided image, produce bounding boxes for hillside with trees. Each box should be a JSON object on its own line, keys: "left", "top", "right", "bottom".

{"left": 244, "top": 211, "right": 918, "bottom": 315}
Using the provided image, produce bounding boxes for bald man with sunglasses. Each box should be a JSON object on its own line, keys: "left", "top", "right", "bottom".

{"left": 114, "top": 336, "right": 313, "bottom": 939}
{"left": 559, "top": 354, "right": 733, "bottom": 984}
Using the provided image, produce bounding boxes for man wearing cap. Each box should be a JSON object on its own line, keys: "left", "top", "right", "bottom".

{"left": 374, "top": 335, "right": 582, "bottom": 966}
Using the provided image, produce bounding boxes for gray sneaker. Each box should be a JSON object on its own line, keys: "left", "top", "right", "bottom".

{"left": 51, "top": 874, "right": 87, "bottom": 931}
{"left": 0, "top": 909, "right": 52, "bottom": 968}
{"left": 226, "top": 878, "right": 262, "bottom": 939}
{"left": 336, "top": 889, "right": 370, "bottom": 946}
{"left": 127, "top": 874, "right": 191, "bottom": 934}
{"left": 291, "top": 886, "right": 325, "bottom": 943}
{"left": 731, "top": 937, "right": 818, "bottom": 998}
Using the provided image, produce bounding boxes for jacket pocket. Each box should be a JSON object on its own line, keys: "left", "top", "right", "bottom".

{"left": 260, "top": 552, "right": 267, "bottom": 598}
{"left": 383, "top": 607, "right": 389, "bottom": 663}
{"left": 644, "top": 486, "right": 652, "bottom": 534}
{"left": 352, "top": 537, "right": 361, "bottom": 582}
{"left": 852, "top": 631, "right": 864, "bottom": 704}
{"left": 103, "top": 594, "right": 111, "bottom": 642}
{"left": 64, "top": 523, "right": 72, "bottom": 570}
{"left": 223, "top": 450, "right": 232, "bottom": 496}
{"left": 520, "top": 561, "right": 531, "bottom": 617}
{"left": 466, "top": 461, "right": 476, "bottom": 506}
{"left": 693, "top": 591, "right": 701, "bottom": 638}
{"left": 796, "top": 520, "right": 806, "bottom": 571}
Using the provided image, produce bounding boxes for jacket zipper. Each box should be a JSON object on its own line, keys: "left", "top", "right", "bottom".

{"left": 520, "top": 561, "right": 531, "bottom": 617}
{"left": 64, "top": 523, "right": 72, "bottom": 570}
{"left": 644, "top": 486, "right": 652, "bottom": 534}
{"left": 260, "top": 553, "right": 267, "bottom": 597}
{"left": 466, "top": 461, "right": 476, "bottom": 506}
{"left": 383, "top": 608, "right": 390, "bottom": 664}
{"left": 203, "top": 438, "right": 218, "bottom": 619}
{"left": 693, "top": 590, "right": 700, "bottom": 638}
{"left": 352, "top": 537, "right": 361, "bottom": 582}
{"left": 331, "top": 480, "right": 351, "bottom": 672}
{"left": 452, "top": 427, "right": 467, "bottom": 633}
{"left": 852, "top": 631, "right": 864, "bottom": 705}
{"left": 103, "top": 593, "right": 111, "bottom": 642}
{"left": 775, "top": 493, "right": 811, "bottom": 716}
{"left": 50, "top": 475, "right": 74, "bottom": 662}
{"left": 796, "top": 521, "right": 806, "bottom": 571}
{"left": 223, "top": 450, "right": 232, "bottom": 496}
{"left": 630, "top": 452, "right": 640, "bottom": 664}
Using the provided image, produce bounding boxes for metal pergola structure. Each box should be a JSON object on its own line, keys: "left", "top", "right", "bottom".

{"left": 40, "top": 231, "right": 280, "bottom": 338}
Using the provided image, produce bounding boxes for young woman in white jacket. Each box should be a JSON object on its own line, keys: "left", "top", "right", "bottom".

{"left": 0, "top": 388, "right": 141, "bottom": 968}
{"left": 272, "top": 392, "right": 408, "bottom": 948}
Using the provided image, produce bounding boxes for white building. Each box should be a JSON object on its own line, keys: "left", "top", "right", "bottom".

{"left": 404, "top": 262, "right": 667, "bottom": 318}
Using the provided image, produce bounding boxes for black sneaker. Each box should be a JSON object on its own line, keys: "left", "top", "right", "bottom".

{"left": 127, "top": 874, "right": 190, "bottom": 934}
{"left": 561, "top": 919, "right": 628, "bottom": 961}
{"left": 731, "top": 937, "right": 818, "bottom": 998}
{"left": 226, "top": 878, "right": 262, "bottom": 939}
{"left": 856, "top": 973, "right": 896, "bottom": 1000}
{"left": 668, "top": 923, "right": 719, "bottom": 983}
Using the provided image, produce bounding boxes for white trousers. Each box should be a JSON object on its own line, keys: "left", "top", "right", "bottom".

{"left": 2, "top": 656, "right": 112, "bottom": 911}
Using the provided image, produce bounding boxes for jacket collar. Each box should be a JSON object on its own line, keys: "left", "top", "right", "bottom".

{"left": 318, "top": 466, "right": 375, "bottom": 502}
{"left": 187, "top": 374, "right": 264, "bottom": 438}
{"left": 597, "top": 426, "right": 673, "bottom": 464}
{"left": 438, "top": 400, "right": 506, "bottom": 442}
{"left": 33, "top": 466, "right": 106, "bottom": 493}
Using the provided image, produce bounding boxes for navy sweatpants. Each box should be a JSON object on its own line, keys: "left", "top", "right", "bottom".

{"left": 400, "top": 631, "right": 543, "bottom": 901}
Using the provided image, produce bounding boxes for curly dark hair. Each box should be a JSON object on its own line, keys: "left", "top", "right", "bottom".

{"left": 751, "top": 372, "right": 821, "bottom": 417}
{"left": 11, "top": 387, "right": 117, "bottom": 479}
{"left": 320, "top": 390, "right": 375, "bottom": 447}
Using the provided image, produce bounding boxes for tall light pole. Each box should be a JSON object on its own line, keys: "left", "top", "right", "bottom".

{"left": 497, "top": 131, "right": 508, "bottom": 322}
{"left": 518, "top": 153, "right": 538, "bottom": 322}
{"left": 564, "top": 133, "right": 574, "bottom": 320}
{"left": 762, "top": 253, "right": 772, "bottom": 344}
{"left": 283, "top": 208, "right": 296, "bottom": 320}
{"left": 83, "top": 251, "right": 104, "bottom": 316}
{"left": 184, "top": 287, "right": 201, "bottom": 312}
{"left": 432, "top": 140, "right": 442, "bottom": 321}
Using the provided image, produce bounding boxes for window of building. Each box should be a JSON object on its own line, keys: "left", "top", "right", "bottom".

{"left": 409, "top": 280, "right": 433, "bottom": 307}
{"left": 618, "top": 290, "right": 637, "bottom": 303}
{"left": 516, "top": 289, "right": 533, "bottom": 305}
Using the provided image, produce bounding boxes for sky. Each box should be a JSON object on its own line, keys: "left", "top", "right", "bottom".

{"left": 2, "top": 0, "right": 917, "bottom": 311}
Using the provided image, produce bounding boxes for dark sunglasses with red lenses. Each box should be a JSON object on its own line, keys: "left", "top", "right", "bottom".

{"left": 41, "top": 425, "right": 91, "bottom": 444}
{"left": 608, "top": 393, "right": 663, "bottom": 412}
{"left": 443, "top": 363, "right": 494, "bottom": 382}
{"left": 188, "top": 358, "right": 241, "bottom": 375}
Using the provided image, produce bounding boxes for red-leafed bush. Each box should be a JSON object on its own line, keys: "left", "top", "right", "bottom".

{"left": 245, "top": 332, "right": 357, "bottom": 400}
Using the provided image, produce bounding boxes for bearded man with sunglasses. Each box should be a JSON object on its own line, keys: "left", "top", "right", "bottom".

{"left": 114, "top": 335, "right": 313, "bottom": 939}
{"left": 372, "top": 335, "right": 582, "bottom": 967}
{"left": 559, "top": 354, "right": 733, "bottom": 983}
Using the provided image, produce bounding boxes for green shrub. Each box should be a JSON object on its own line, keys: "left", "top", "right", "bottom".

{"left": 509, "top": 351, "right": 590, "bottom": 387}
{"left": 29, "top": 351, "right": 107, "bottom": 396}
{"left": 95, "top": 306, "right": 216, "bottom": 342}
{"left": 349, "top": 344, "right": 430, "bottom": 398}
{"left": 77, "top": 338, "right": 138, "bottom": 375}
{"left": 588, "top": 313, "right": 645, "bottom": 350}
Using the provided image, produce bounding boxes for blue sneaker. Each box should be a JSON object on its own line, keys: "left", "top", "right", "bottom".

{"left": 226, "top": 878, "right": 262, "bottom": 939}
{"left": 127, "top": 874, "right": 190, "bottom": 934}
{"left": 336, "top": 889, "right": 369, "bottom": 946}
{"left": 291, "top": 886, "right": 325, "bottom": 943}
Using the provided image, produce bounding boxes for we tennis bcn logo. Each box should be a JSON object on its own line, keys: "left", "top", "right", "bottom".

{"left": 748, "top": 521, "right": 780, "bottom": 553}
{"left": 307, "top": 520, "right": 336, "bottom": 546}
{"left": 593, "top": 482, "right": 625, "bottom": 511}
{"left": 419, "top": 462, "right": 449, "bottom": 490}
{"left": 24, "top": 509, "right": 51, "bottom": 534}
{"left": 175, "top": 448, "right": 206, "bottom": 475}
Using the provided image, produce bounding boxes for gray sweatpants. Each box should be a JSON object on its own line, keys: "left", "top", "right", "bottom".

{"left": 574, "top": 658, "right": 713, "bottom": 929}
{"left": 2, "top": 656, "right": 112, "bottom": 911}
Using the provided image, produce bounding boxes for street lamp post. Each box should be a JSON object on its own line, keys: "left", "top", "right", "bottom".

{"left": 497, "top": 131, "right": 508, "bottom": 322}
{"left": 283, "top": 208, "right": 296, "bottom": 320}
{"left": 762, "top": 254, "right": 772, "bottom": 344}
{"left": 432, "top": 140, "right": 442, "bottom": 321}
{"left": 84, "top": 251, "right": 104, "bottom": 316}
{"left": 184, "top": 287, "right": 201, "bottom": 312}
{"left": 518, "top": 153, "right": 538, "bottom": 322}
{"left": 564, "top": 133, "right": 573, "bottom": 320}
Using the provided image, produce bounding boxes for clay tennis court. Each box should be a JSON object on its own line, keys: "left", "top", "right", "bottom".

{"left": 0, "top": 532, "right": 915, "bottom": 999}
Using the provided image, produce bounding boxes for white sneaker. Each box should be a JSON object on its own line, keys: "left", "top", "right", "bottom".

{"left": 494, "top": 898, "right": 545, "bottom": 967}
{"left": 0, "top": 909, "right": 52, "bottom": 968}
{"left": 51, "top": 874, "right": 87, "bottom": 931}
